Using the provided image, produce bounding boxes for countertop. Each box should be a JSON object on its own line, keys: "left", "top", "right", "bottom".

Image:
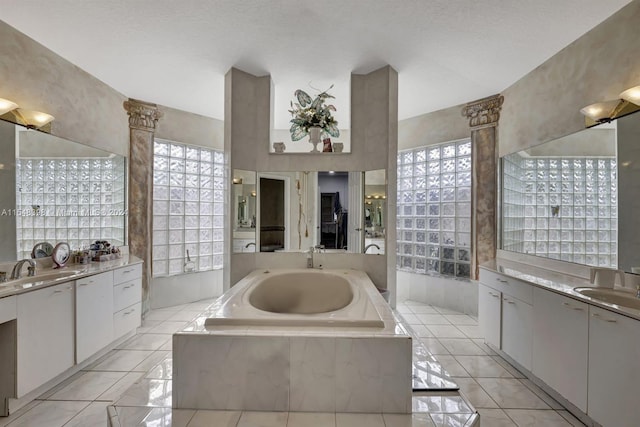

{"left": 0, "top": 255, "right": 143, "bottom": 299}
{"left": 480, "top": 258, "right": 640, "bottom": 321}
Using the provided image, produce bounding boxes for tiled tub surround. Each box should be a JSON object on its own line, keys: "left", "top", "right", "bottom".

{"left": 173, "top": 269, "right": 413, "bottom": 413}
{"left": 480, "top": 258, "right": 640, "bottom": 426}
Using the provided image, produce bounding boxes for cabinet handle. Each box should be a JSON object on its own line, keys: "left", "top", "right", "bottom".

{"left": 123, "top": 285, "right": 133, "bottom": 289}
{"left": 591, "top": 313, "right": 617, "bottom": 323}
{"left": 53, "top": 286, "right": 72, "bottom": 294}
{"left": 122, "top": 269, "right": 133, "bottom": 274}
{"left": 489, "top": 292, "right": 499, "bottom": 298}
{"left": 124, "top": 309, "right": 135, "bottom": 315}
{"left": 562, "top": 302, "right": 584, "bottom": 311}
{"left": 496, "top": 278, "right": 509, "bottom": 284}
{"left": 503, "top": 298, "right": 515, "bottom": 304}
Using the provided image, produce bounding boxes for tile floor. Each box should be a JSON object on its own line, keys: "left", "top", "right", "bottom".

{"left": 0, "top": 299, "right": 586, "bottom": 426}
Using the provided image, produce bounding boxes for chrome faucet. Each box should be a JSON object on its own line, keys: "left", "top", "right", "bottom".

{"left": 364, "top": 243, "right": 381, "bottom": 254}
{"left": 10, "top": 259, "right": 37, "bottom": 280}
{"left": 245, "top": 242, "right": 256, "bottom": 248}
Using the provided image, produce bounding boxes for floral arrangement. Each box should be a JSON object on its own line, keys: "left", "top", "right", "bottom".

{"left": 289, "top": 85, "right": 340, "bottom": 141}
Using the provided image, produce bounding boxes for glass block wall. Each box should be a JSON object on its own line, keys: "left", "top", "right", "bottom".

{"left": 502, "top": 154, "right": 618, "bottom": 267}
{"left": 397, "top": 140, "right": 472, "bottom": 278}
{"left": 15, "top": 157, "right": 126, "bottom": 259}
{"left": 152, "top": 140, "right": 225, "bottom": 276}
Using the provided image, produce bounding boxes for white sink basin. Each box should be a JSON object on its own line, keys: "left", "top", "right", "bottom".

{"left": 574, "top": 287, "right": 640, "bottom": 311}
{"left": 3, "top": 269, "right": 84, "bottom": 287}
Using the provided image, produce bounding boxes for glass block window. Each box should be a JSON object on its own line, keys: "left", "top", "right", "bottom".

{"left": 397, "top": 140, "right": 472, "bottom": 278}
{"left": 152, "top": 140, "right": 225, "bottom": 277}
{"left": 502, "top": 154, "right": 617, "bottom": 267}
{"left": 15, "top": 157, "right": 126, "bottom": 259}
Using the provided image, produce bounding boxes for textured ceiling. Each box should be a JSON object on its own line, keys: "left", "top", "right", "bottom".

{"left": 1, "top": 0, "right": 631, "bottom": 128}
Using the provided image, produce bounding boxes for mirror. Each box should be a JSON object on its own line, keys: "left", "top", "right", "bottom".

{"left": 500, "top": 112, "right": 640, "bottom": 273}
{"left": 364, "top": 169, "right": 386, "bottom": 254}
{"left": 0, "top": 119, "right": 127, "bottom": 262}
{"left": 232, "top": 169, "right": 369, "bottom": 253}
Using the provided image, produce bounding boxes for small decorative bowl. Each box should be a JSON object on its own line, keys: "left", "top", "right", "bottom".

{"left": 273, "top": 142, "right": 286, "bottom": 153}
{"left": 332, "top": 142, "right": 343, "bottom": 153}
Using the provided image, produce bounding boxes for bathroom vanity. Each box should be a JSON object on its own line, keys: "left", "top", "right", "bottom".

{"left": 479, "top": 259, "right": 640, "bottom": 427}
{"left": 0, "top": 257, "right": 142, "bottom": 416}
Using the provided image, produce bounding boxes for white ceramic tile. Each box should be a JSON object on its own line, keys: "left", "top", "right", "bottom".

{"left": 134, "top": 350, "right": 171, "bottom": 372}
{"left": 425, "top": 325, "right": 467, "bottom": 338}
{"left": 187, "top": 410, "right": 241, "bottom": 427}
{"left": 87, "top": 349, "right": 156, "bottom": 371}
{"left": 416, "top": 314, "right": 451, "bottom": 325}
{"left": 475, "top": 378, "right": 551, "bottom": 409}
{"left": 148, "top": 321, "right": 190, "bottom": 334}
{"left": 455, "top": 325, "right": 483, "bottom": 339}
{"left": 335, "top": 338, "right": 383, "bottom": 412}
{"left": 48, "top": 371, "right": 126, "bottom": 401}
{"left": 114, "top": 378, "right": 173, "bottom": 407}
{"left": 62, "top": 401, "right": 110, "bottom": 427}
{"left": 412, "top": 395, "right": 474, "bottom": 414}
{"left": 410, "top": 325, "right": 435, "bottom": 338}
{"left": 286, "top": 412, "right": 335, "bottom": 427}
{"left": 401, "top": 313, "right": 422, "bottom": 324}
{"left": 413, "top": 359, "right": 458, "bottom": 390}
{"left": 383, "top": 413, "right": 436, "bottom": 427}
{"left": 335, "top": 413, "right": 385, "bottom": 427}
{"left": 159, "top": 339, "right": 173, "bottom": 351}
{"left": 454, "top": 356, "right": 514, "bottom": 378}
{"left": 236, "top": 411, "right": 288, "bottom": 427}
{"left": 453, "top": 378, "right": 498, "bottom": 409}
{"left": 117, "top": 334, "right": 170, "bottom": 351}
{"left": 476, "top": 409, "right": 517, "bottom": 426}
{"left": 144, "top": 310, "right": 176, "bottom": 321}
{"left": 556, "top": 410, "right": 585, "bottom": 427}
{"left": 490, "top": 356, "right": 526, "bottom": 379}
{"left": 504, "top": 409, "right": 573, "bottom": 426}
{"left": 98, "top": 372, "right": 146, "bottom": 402}
{"left": 471, "top": 339, "right": 497, "bottom": 355}
{"left": 396, "top": 305, "right": 414, "bottom": 314}
{"left": 418, "top": 338, "right": 450, "bottom": 355}
{"left": 173, "top": 335, "right": 289, "bottom": 411}
{"left": 438, "top": 339, "right": 487, "bottom": 356}
{"left": 137, "top": 319, "right": 163, "bottom": 333}
{"left": 518, "top": 378, "right": 563, "bottom": 410}
{"left": 290, "top": 338, "right": 335, "bottom": 412}
{"left": 4, "top": 401, "right": 89, "bottom": 427}
{"left": 434, "top": 307, "right": 465, "bottom": 315}
{"left": 145, "top": 356, "right": 173, "bottom": 379}
{"left": 409, "top": 306, "right": 439, "bottom": 314}
{"left": 0, "top": 401, "right": 41, "bottom": 427}
{"left": 167, "top": 310, "right": 203, "bottom": 322}
{"left": 443, "top": 315, "right": 477, "bottom": 325}
{"left": 428, "top": 412, "right": 476, "bottom": 427}
{"left": 112, "top": 407, "right": 158, "bottom": 426}
{"left": 430, "top": 356, "right": 469, "bottom": 378}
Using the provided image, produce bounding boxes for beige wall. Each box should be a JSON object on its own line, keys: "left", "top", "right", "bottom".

{"left": 155, "top": 104, "right": 223, "bottom": 149}
{"left": 398, "top": 103, "right": 469, "bottom": 150}
{"left": 499, "top": 0, "right": 640, "bottom": 157}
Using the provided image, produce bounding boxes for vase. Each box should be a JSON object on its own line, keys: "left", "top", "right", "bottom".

{"left": 308, "top": 126, "right": 322, "bottom": 152}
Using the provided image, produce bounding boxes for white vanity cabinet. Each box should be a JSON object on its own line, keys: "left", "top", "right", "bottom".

{"left": 532, "top": 288, "right": 588, "bottom": 412}
{"left": 479, "top": 269, "right": 533, "bottom": 370}
{"left": 113, "top": 264, "right": 142, "bottom": 339}
{"left": 588, "top": 306, "right": 640, "bottom": 427}
{"left": 16, "top": 282, "right": 74, "bottom": 397}
{"left": 75, "top": 271, "right": 114, "bottom": 364}
{"left": 478, "top": 283, "right": 501, "bottom": 348}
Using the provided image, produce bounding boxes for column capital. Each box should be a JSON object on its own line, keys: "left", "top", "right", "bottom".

{"left": 123, "top": 98, "right": 163, "bottom": 131}
{"left": 461, "top": 94, "right": 504, "bottom": 129}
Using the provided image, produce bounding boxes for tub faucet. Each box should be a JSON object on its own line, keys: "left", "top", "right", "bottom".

{"left": 364, "top": 243, "right": 380, "bottom": 254}
{"left": 10, "top": 259, "right": 36, "bottom": 280}
{"left": 245, "top": 242, "right": 256, "bottom": 248}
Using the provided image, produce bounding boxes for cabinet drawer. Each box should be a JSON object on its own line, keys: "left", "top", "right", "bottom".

{"left": 0, "top": 295, "right": 16, "bottom": 323}
{"left": 114, "top": 302, "right": 141, "bottom": 339}
{"left": 114, "top": 279, "right": 141, "bottom": 312}
{"left": 76, "top": 271, "right": 112, "bottom": 289}
{"left": 480, "top": 268, "right": 533, "bottom": 304}
{"left": 113, "top": 264, "right": 142, "bottom": 285}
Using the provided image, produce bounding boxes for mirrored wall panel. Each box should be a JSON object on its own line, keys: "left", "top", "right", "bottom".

{"left": 364, "top": 169, "right": 385, "bottom": 254}
{"left": 501, "top": 113, "right": 640, "bottom": 273}
{"left": 0, "top": 119, "right": 127, "bottom": 262}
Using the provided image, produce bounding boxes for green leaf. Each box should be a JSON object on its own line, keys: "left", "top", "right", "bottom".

{"left": 326, "top": 123, "right": 340, "bottom": 138}
{"left": 295, "top": 90, "right": 312, "bottom": 107}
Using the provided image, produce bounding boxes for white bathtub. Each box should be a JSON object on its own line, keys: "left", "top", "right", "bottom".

{"left": 204, "top": 268, "right": 385, "bottom": 328}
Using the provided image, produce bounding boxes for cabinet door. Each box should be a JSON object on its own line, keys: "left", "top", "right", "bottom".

{"left": 532, "top": 288, "right": 588, "bottom": 412}
{"left": 588, "top": 306, "right": 640, "bottom": 427}
{"left": 17, "top": 283, "right": 74, "bottom": 397}
{"left": 478, "top": 284, "right": 501, "bottom": 348}
{"left": 76, "top": 272, "right": 114, "bottom": 363}
{"left": 501, "top": 294, "right": 532, "bottom": 371}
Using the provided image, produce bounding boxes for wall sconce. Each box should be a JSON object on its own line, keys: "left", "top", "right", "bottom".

{"left": 0, "top": 98, "right": 19, "bottom": 116}
{"left": 580, "top": 85, "right": 640, "bottom": 127}
{"left": 232, "top": 178, "right": 243, "bottom": 184}
{"left": 12, "top": 108, "right": 55, "bottom": 129}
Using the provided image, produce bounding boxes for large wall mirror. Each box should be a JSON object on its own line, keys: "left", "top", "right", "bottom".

{"left": 500, "top": 112, "right": 640, "bottom": 273}
{"left": 0, "top": 119, "right": 127, "bottom": 262}
{"left": 231, "top": 169, "right": 386, "bottom": 254}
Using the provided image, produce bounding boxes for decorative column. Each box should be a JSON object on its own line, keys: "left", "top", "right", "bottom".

{"left": 461, "top": 95, "right": 504, "bottom": 280}
{"left": 123, "top": 99, "right": 163, "bottom": 315}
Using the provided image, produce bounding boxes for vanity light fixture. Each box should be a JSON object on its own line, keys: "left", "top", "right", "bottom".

{"left": 0, "top": 98, "right": 19, "bottom": 115}
{"left": 232, "top": 177, "right": 243, "bottom": 184}
{"left": 580, "top": 84, "right": 640, "bottom": 127}
{"left": 12, "top": 108, "right": 55, "bottom": 129}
